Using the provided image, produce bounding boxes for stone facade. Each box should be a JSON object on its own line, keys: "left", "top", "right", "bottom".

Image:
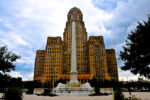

{"left": 106, "top": 49, "right": 118, "bottom": 81}
{"left": 33, "top": 7, "right": 118, "bottom": 88}
{"left": 89, "top": 36, "right": 110, "bottom": 81}
{"left": 34, "top": 50, "right": 45, "bottom": 83}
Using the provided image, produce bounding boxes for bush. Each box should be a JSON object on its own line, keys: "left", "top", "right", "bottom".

{"left": 49, "top": 93, "right": 57, "bottom": 96}
{"left": 42, "top": 89, "right": 50, "bottom": 96}
{"left": 113, "top": 89, "right": 124, "bottom": 100}
{"left": 26, "top": 88, "right": 33, "bottom": 94}
{"left": 5, "top": 88, "right": 22, "bottom": 100}
{"left": 94, "top": 86, "right": 100, "bottom": 95}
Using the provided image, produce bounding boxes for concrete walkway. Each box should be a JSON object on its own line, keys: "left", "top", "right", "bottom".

{"left": 1, "top": 92, "right": 150, "bottom": 100}
{"left": 123, "top": 92, "right": 150, "bottom": 100}
{"left": 23, "top": 95, "right": 112, "bottom": 100}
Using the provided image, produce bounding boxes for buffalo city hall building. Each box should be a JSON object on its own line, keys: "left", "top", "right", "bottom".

{"left": 34, "top": 7, "right": 118, "bottom": 88}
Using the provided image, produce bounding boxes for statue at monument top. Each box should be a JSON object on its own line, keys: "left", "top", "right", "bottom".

{"left": 67, "top": 7, "right": 83, "bottom": 21}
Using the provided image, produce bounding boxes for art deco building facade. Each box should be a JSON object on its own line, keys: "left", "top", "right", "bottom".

{"left": 34, "top": 7, "right": 118, "bottom": 87}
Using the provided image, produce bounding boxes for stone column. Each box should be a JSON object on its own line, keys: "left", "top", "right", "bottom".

{"left": 70, "top": 21, "right": 79, "bottom": 85}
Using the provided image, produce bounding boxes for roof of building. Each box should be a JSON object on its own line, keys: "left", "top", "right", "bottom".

{"left": 70, "top": 7, "right": 80, "bottom": 11}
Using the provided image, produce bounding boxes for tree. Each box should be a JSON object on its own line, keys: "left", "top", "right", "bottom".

{"left": 23, "top": 80, "right": 42, "bottom": 89}
{"left": 5, "top": 88, "right": 22, "bottom": 100}
{"left": 0, "top": 45, "right": 21, "bottom": 97}
{"left": 43, "top": 80, "right": 52, "bottom": 88}
{"left": 119, "top": 16, "right": 150, "bottom": 79}
{"left": 0, "top": 45, "right": 20, "bottom": 75}
{"left": 55, "top": 78, "right": 66, "bottom": 87}
{"left": 89, "top": 76, "right": 97, "bottom": 87}
{"left": 23, "top": 80, "right": 42, "bottom": 94}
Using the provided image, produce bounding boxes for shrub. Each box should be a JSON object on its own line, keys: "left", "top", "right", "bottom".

{"left": 113, "top": 89, "right": 124, "bottom": 100}
{"left": 5, "top": 88, "right": 22, "bottom": 100}
{"left": 94, "top": 86, "right": 100, "bottom": 95}
{"left": 49, "top": 93, "right": 57, "bottom": 96}
{"left": 26, "top": 88, "right": 33, "bottom": 94}
{"left": 42, "top": 89, "right": 50, "bottom": 96}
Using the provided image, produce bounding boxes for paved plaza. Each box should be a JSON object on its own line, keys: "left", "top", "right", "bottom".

{"left": 23, "top": 95, "right": 112, "bottom": 100}
{"left": 23, "top": 92, "right": 150, "bottom": 100}
{"left": 1, "top": 92, "right": 150, "bottom": 100}
{"left": 123, "top": 92, "right": 150, "bottom": 100}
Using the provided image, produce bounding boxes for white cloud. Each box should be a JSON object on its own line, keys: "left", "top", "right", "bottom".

{"left": 11, "top": 33, "right": 30, "bottom": 46}
{"left": 16, "top": 56, "right": 35, "bottom": 65}
{"left": 1, "top": 0, "right": 150, "bottom": 81}
{"left": 0, "top": 18, "right": 3, "bottom": 22}
{"left": 111, "top": 42, "right": 125, "bottom": 56}
{"left": 11, "top": 0, "right": 113, "bottom": 38}
{"left": 22, "top": 72, "right": 33, "bottom": 81}
{"left": 118, "top": 69, "right": 139, "bottom": 81}
{"left": 9, "top": 71, "right": 23, "bottom": 78}
{"left": 9, "top": 71, "right": 33, "bottom": 81}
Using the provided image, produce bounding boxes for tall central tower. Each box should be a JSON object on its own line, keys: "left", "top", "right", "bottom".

{"left": 63, "top": 7, "right": 89, "bottom": 75}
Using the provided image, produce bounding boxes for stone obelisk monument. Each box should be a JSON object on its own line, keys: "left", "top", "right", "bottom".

{"left": 70, "top": 21, "right": 79, "bottom": 85}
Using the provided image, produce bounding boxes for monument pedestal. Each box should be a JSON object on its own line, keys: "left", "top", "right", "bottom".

{"left": 52, "top": 83, "right": 93, "bottom": 96}
{"left": 69, "top": 71, "right": 79, "bottom": 85}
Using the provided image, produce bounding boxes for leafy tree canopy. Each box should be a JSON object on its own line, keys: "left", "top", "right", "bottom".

{"left": 120, "top": 16, "right": 150, "bottom": 79}
{"left": 0, "top": 45, "right": 20, "bottom": 75}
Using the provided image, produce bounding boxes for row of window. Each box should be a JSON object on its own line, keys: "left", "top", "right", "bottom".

{"left": 47, "top": 51, "right": 61, "bottom": 53}
{"left": 46, "top": 75, "right": 58, "bottom": 78}
{"left": 45, "top": 65, "right": 61, "bottom": 67}
{"left": 37, "top": 52, "right": 45, "bottom": 55}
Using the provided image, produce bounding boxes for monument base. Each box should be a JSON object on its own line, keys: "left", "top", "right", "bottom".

{"left": 69, "top": 71, "right": 79, "bottom": 86}
{"left": 52, "top": 83, "right": 93, "bottom": 96}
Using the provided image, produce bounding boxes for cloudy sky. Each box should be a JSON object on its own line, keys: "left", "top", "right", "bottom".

{"left": 0, "top": 0, "right": 150, "bottom": 81}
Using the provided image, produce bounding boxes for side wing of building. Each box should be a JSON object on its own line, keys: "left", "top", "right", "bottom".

{"left": 106, "top": 49, "right": 119, "bottom": 81}
{"left": 88, "top": 36, "right": 110, "bottom": 81}
{"left": 44, "top": 37, "right": 63, "bottom": 87}
{"left": 33, "top": 50, "right": 45, "bottom": 83}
